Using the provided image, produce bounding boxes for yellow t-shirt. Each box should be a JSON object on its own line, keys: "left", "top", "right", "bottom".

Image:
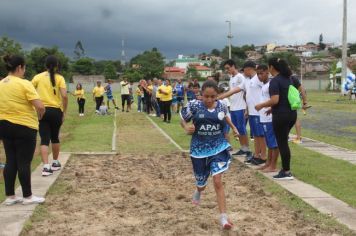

{"left": 0, "top": 75, "right": 40, "bottom": 130}
{"left": 120, "top": 81, "right": 130, "bottom": 95}
{"left": 74, "top": 89, "right": 85, "bottom": 99}
{"left": 92, "top": 86, "right": 105, "bottom": 97}
{"left": 147, "top": 85, "right": 153, "bottom": 95}
{"left": 31, "top": 72, "right": 66, "bottom": 110}
{"left": 160, "top": 85, "right": 173, "bottom": 102}
{"left": 156, "top": 85, "right": 163, "bottom": 99}
{"left": 135, "top": 87, "right": 142, "bottom": 96}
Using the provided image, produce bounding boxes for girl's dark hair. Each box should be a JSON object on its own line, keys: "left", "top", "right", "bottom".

{"left": 213, "top": 72, "right": 220, "bottom": 83}
{"left": 257, "top": 64, "right": 268, "bottom": 71}
{"left": 268, "top": 57, "right": 292, "bottom": 77}
{"left": 45, "top": 55, "right": 59, "bottom": 95}
{"left": 76, "top": 83, "right": 82, "bottom": 90}
{"left": 202, "top": 80, "right": 219, "bottom": 93}
{"left": 3, "top": 55, "right": 25, "bottom": 73}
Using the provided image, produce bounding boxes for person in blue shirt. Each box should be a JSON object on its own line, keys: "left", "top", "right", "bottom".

{"left": 105, "top": 80, "right": 119, "bottom": 110}
{"left": 175, "top": 79, "right": 185, "bottom": 113}
{"left": 180, "top": 80, "right": 238, "bottom": 230}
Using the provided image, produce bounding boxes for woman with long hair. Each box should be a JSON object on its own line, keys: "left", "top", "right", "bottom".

{"left": 32, "top": 55, "right": 68, "bottom": 177}
{"left": 0, "top": 55, "right": 46, "bottom": 204}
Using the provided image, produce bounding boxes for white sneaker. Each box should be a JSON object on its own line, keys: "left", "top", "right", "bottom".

{"left": 4, "top": 196, "right": 23, "bottom": 206}
{"left": 22, "top": 195, "right": 45, "bottom": 205}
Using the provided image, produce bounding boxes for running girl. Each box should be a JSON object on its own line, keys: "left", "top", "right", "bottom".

{"left": 180, "top": 80, "right": 238, "bottom": 230}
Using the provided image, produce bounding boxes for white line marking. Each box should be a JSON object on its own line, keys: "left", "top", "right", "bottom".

{"left": 145, "top": 115, "right": 188, "bottom": 152}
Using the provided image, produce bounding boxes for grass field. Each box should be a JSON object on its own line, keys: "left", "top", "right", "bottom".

{"left": 298, "top": 91, "right": 356, "bottom": 151}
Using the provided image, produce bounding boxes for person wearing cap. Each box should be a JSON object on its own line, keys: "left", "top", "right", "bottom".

{"left": 219, "top": 59, "right": 252, "bottom": 160}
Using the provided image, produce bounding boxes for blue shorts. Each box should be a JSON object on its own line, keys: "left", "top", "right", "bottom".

{"left": 107, "top": 95, "right": 113, "bottom": 101}
{"left": 249, "top": 115, "right": 264, "bottom": 137}
{"left": 177, "top": 96, "right": 184, "bottom": 105}
{"left": 262, "top": 122, "right": 278, "bottom": 149}
{"left": 230, "top": 110, "right": 247, "bottom": 136}
{"left": 172, "top": 97, "right": 177, "bottom": 105}
{"left": 191, "top": 149, "right": 231, "bottom": 187}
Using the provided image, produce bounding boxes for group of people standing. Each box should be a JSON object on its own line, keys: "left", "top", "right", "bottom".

{"left": 180, "top": 58, "right": 308, "bottom": 229}
{"left": 0, "top": 54, "right": 68, "bottom": 205}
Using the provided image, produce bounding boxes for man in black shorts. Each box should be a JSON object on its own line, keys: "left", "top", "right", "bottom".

{"left": 120, "top": 77, "right": 131, "bottom": 112}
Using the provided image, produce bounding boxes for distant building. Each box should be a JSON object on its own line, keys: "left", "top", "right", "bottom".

{"left": 72, "top": 75, "right": 105, "bottom": 85}
{"left": 162, "top": 67, "right": 185, "bottom": 80}
{"left": 304, "top": 57, "right": 335, "bottom": 74}
{"left": 190, "top": 65, "right": 212, "bottom": 78}
{"left": 245, "top": 50, "right": 263, "bottom": 62}
{"left": 266, "top": 43, "right": 277, "bottom": 53}
{"left": 175, "top": 55, "right": 210, "bottom": 70}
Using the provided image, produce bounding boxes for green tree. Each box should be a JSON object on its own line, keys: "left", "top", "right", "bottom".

{"left": 103, "top": 62, "right": 117, "bottom": 81}
{"left": 130, "top": 48, "right": 165, "bottom": 79}
{"left": 210, "top": 49, "right": 220, "bottom": 57}
{"left": 262, "top": 52, "right": 301, "bottom": 73}
{"left": 0, "top": 37, "right": 23, "bottom": 78}
{"left": 71, "top": 57, "right": 94, "bottom": 75}
{"left": 348, "top": 43, "right": 356, "bottom": 56}
{"left": 26, "top": 46, "right": 70, "bottom": 79}
{"left": 319, "top": 34, "right": 326, "bottom": 51}
{"left": 328, "top": 48, "right": 342, "bottom": 58}
{"left": 74, "top": 40, "right": 85, "bottom": 59}
{"left": 123, "top": 67, "right": 144, "bottom": 82}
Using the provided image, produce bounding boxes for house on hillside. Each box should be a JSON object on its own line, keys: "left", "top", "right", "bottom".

{"left": 175, "top": 55, "right": 210, "bottom": 70}
{"left": 162, "top": 67, "right": 185, "bottom": 80}
{"left": 189, "top": 64, "right": 212, "bottom": 78}
{"left": 304, "top": 57, "right": 335, "bottom": 74}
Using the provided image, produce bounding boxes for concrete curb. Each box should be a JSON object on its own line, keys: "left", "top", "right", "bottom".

{"left": 0, "top": 153, "right": 71, "bottom": 236}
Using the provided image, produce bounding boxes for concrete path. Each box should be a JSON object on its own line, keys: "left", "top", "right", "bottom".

{"left": 0, "top": 153, "right": 71, "bottom": 236}
{"left": 234, "top": 155, "right": 356, "bottom": 232}
{"left": 300, "top": 137, "right": 356, "bottom": 165}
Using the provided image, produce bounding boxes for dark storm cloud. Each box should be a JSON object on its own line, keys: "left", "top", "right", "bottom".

{"left": 0, "top": 0, "right": 355, "bottom": 60}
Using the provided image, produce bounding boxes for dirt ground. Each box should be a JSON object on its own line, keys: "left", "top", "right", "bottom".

{"left": 22, "top": 152, "right": 349, "bottom": 236}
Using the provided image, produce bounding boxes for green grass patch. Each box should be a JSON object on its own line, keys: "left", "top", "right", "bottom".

{"left": 255, "top": 172, "right": 355, "bottom": 235}
{"left": 290, "top": 143, "right": 356, "bottom": 207}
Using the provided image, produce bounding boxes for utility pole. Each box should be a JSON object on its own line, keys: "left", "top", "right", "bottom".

{"left": 226, "top": 20, "right": 233, "bottom": 59}
{"left": 341, "top": 0, "right": 348, "bottom": 93}
{"left": 121, "top": 38, "right": 126, "bottom": 66}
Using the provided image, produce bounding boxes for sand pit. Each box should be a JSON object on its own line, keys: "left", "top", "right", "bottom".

{"left": 23, "top": 153, "right": 345, "bottom": 236}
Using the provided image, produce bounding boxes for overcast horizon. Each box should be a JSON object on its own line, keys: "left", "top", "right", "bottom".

{"left": 1, "top": 0, "right": 355, "bottom": 60}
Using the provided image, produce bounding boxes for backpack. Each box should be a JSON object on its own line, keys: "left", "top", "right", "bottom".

{"left": 288, "top": 78, "right": 302, "bottom": 110}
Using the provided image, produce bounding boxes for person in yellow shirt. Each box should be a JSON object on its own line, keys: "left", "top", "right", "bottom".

{"left": 92, "top": 81, "right": 105, "bottom": 113}
{"left": 156, "top": 79, "right": 163, "bottom": 118}
{"left": 71, "top": 83, "right": 85, "bottom": 116}
{"left": 135, "top": 84, "right": 143, "bottom": 112}
{"left": 0, "top": 55, "right": 46, "bottom": 205}
{"left": 158, "top": 79, "right": 173, "bottom": 123}
{"left": 32, "top": 55, "right": 68, "bottom": 177}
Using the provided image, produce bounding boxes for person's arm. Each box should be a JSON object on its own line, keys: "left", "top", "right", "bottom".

{"left": 30, "top": 99, "right": 45, "bottom": 120}
{"left": 217, "top": 87, "right": 242, "bottom": 100}
{"left": 255, "top": 95, "right": 279, "bottom": 111}
{"left": 225, "top": 116, "right": 239, "bottom": 137}
{"left": 60, "top": 87, "right": 68, "bottom": 121}
{"left": 180, "top": 118, "right": 195, "bottom": 135}
{"left": 298, "top": 85, "right": 309, "bottom": 109}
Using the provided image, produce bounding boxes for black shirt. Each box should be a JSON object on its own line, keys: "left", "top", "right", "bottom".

{"left": 269, "top": 75, "right": 300, "bottom": 114}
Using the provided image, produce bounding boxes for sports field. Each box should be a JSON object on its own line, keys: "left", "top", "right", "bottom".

{"left": 17, "top": 91, "right": 356, "bottom": 235}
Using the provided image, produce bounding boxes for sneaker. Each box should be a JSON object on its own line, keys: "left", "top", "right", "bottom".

{"left": 42, "top": 167, "right": 53, "bottom": 176}
{"left": 51, "top": 161, "right": 61, "bottom": 171}
{"left": 273, "top": 170, "right": 294, "bottom": 180}
{"left": 4, "top": 196, "right": 23, "bottom": 206}
{"left": 244, "top": 152, "right": 254, "bottom": 164}
{"left": 22, "top": 195, "right": 45, "bottom": 205}
{"left": 95, "top": 110, "right": 100, "bottom": 114}
{"left": 292, "top": 138, "right": 303, "bottom": 144}
{"left": 232, "top": 149, "right": 247, "bottom": 156}
{"left": 138, "top": 110, "right": 141, "bottom": 112}
{"left": 251, "top": 158, "right": 267, "bottom": 165}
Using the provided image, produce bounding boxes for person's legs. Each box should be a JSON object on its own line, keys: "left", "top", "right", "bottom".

{"left": 167, "top": 100, "right": 172, "bottom": 122}
{"left": 191, "top": 157, "right": 209, "bottom": 205}
{"left": 121, "top": 95, "right": 125, "bottom": 111}
{"left": 3, "top": 139, "right": 17, "bottom": 197}
{"left": 81, "top": 99, "right": 85, "bottom": 114}
{"left": 39, "top": 115, "right": 51, "bottom": 165}
{"left": 137, "top": 96, "right": 142, "bottom": 111}
{"left": 15, "top": 129, "right": 36, "bottom": 198}
{"left": 49, "top": 109, "right": 63, "bottom": 162}
{"left": 77, "top": 99, "right": 81, "bottom": 114}
{"left": 95, "top": 97, "right": 101, "bottom": 111}
{"left": 230, "top": 110, "right": 249, "bottom": 153}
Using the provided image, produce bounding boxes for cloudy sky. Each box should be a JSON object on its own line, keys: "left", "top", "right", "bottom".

{"left": 1, "top": 0, "right": 355, "bottom": 60}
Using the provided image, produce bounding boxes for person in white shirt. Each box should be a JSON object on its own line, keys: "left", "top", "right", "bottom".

{"left": 255, "top": 65, "right": 279, "bottom": 172}
{"left": 220, "top": 60, "right": 252, "bottom": 159}
{"left": 240, "top": 61, "right": 267, "bottom": 165}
